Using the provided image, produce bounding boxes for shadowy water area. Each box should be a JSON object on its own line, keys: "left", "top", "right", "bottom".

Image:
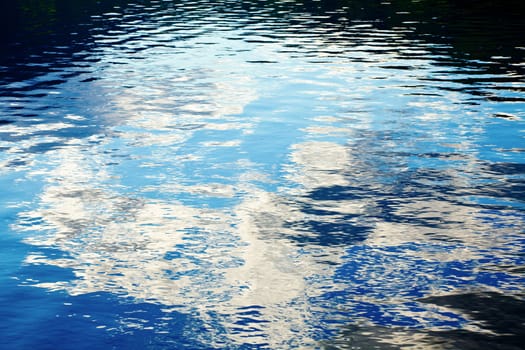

{"left": 1, "top": 0, "right": 524, "bottom": 349}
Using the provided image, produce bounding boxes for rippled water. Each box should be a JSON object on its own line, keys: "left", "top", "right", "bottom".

{"left": 1, "top": 0, "right": 524, "bottom": 349}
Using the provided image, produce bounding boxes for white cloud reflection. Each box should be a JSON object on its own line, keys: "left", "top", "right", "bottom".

{"left": 10, "top": 12, "right": 524, "bottom": 349}
{"left": 16, "top": 144, "right": 325, "bottom": 347}
{"left": 13, "top": 46, "right": 327, "bottom": 347}
{"left": 21, "top": 129, "right": 515, "bottom": 347}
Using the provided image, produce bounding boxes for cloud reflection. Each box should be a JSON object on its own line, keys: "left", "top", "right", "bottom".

{"left": 15, "top": 113, "right": 525, "bottom": 348}
{"left": 13, "top": 44, "right": 325, "bottom": 348}
{"left": 9, "top": 2, "right": 524, "bottom": 348}
{"left": 16, "top": 147, "right": 322, "bottom": 347}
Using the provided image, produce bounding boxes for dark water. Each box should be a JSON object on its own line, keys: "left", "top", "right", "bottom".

{"left": 1, "top": 0, "right": 524, "bottom": 349}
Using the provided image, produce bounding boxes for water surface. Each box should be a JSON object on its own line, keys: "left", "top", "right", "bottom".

{"left": 1, "top": 0, "right": 524, "bottom": 349}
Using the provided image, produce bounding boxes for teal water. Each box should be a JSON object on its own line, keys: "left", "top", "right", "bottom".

{"left": 1, "top": 1, "right": 524, "bottom": 349}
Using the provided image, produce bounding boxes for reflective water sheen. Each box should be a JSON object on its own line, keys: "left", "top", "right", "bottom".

{"left": 1, "top": 0, "right": 524, "bottom": 349}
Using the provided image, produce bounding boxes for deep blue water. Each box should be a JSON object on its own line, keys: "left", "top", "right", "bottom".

{"left": 1, "top": 0, "right": 524, "bottom": 349}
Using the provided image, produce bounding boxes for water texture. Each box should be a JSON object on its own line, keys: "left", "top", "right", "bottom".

{"left": 1, "top": 0, "right": 524, "bottom": 349}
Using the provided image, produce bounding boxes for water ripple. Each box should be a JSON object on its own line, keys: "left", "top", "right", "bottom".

{"left": 1, "top": 0, "right": 524, "bottom": 348}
